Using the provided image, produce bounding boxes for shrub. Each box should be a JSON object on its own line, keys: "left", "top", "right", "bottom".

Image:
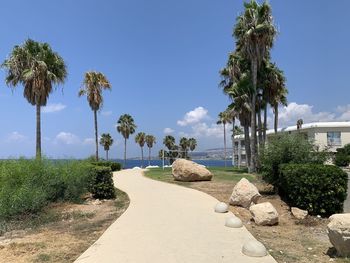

{"left": 260, "top": 133, "right": 327, "bottom": 185}
{"left": 0, "top": 159, "right": 92, "bottom": 219}
{"left": 91, "top": 161, "right": 122, "bottom": 171}
{"left": 87, "top": 166, "right": 116, "bottom": 199}
{"left": 279, "top": 164, "right": 348, "bottom": 216}
{"left": 334, "top": 152, "right": 350, "bottom": 167}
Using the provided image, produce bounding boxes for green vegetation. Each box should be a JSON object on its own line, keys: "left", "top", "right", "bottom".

{"left": 279, "top": 164, "right": 348, "bottom": 216}
{"left": 79, "top": 71, "right": 112, "bottom": 161}
{"left": 87, "top": 166, "right": 116, "bottom": 199}
{"left": 0, "top": 159, "right": 90, "bottom": 219}
{"left": 135, "top": 132, "right": 146, "bottom": 167}
{"left": 2, "top": 39, "right": 67, "bottom": 159}
{"left": 334, "top": 144, "right": 350, "bottom": 167}
{"left": 260, "top": 134, "right": 327, "bottom": 186}
{"left": 90, "top": 161, "right": 122, "bottom": 172}
{"left": 144, "top": 167, "right": 256, "bottom": 185}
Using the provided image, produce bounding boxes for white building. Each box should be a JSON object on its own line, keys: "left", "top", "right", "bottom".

{"left": 233, "top": 122, "right": 350, "bottom": 166}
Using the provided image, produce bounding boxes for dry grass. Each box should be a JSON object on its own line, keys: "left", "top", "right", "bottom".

{"left": 145, "top": 167, "right": 350, "bottom": 263}
{"left": 0, "top": 188, "right": 130, "bottom": 263}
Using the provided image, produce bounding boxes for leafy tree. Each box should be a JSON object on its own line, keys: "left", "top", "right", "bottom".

{"left": 217, "top": 110, "right": 232, "bottom": 167}
{"left": 135, "top": 132, "right": 146, "bottom": 168}
{"left": 2, "top": 39, "right": 67, "bottom": 159}
{"left": 234, "top": 0, "right": 276, "bottom": 172}
{"left": 99, "top": 133, "right": 114, "bottom": 160}
{"left": 116, "top": 114, "right": 137, "bottom": 166}
{"left": 145, "top": 135, "right": 156, "bottom": 166}
{"left": 79, "top": 71, "right": 111, "bottom": 161}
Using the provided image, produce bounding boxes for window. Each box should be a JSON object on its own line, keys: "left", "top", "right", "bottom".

{"left": 327, "top": 132, "right": 341, "bottom": 146}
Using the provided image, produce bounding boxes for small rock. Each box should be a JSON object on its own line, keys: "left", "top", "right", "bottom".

{"left": 307, "top": 247, "right": 313, "bottom": 251}
{"left": 214, "top": 202, "right": 228, "bottom": 213}
{"left": 249, "top": 202, "right": 279, "bottom": 226}
{"left": 242, "top": 240, "right": 267, "bottom": 257}
{"left": 291, "top": 207, "right": 308, "bottom": 220}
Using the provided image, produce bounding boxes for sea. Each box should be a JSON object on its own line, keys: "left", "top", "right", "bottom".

{"left": 111, "top": 159, "right": 230, "bottom": 169}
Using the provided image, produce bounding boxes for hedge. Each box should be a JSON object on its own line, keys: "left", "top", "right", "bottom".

{"left": 87, "top": 166, "right": 116, "bottom": 199}
{"left": 279, "top": 164, "right": 348, "bottom": 216}
{"left": 91, "top": 161, "right": 122, "bottom": 172}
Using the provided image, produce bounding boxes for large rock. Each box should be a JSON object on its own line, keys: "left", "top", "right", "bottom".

{"left": 249, "top": 202, "right": 279, "bottom": 226}
{"left": 291, "top": 207, "right": 308, "bottom": 220}
{"left": 172, "top": 159, "right": 213, "bottom": 182}
{"left": 327, "top": 213, "right": 350, "bottom": 257}
{"left": 229, "top": 178, "right": 261, "bottom": 208}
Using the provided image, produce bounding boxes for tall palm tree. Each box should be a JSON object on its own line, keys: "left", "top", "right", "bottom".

{"left": 2, "top": 39, "right": 67, "bottom": 159}
{"left": 145, "top": 135, "right": 156, "bottom": 166}
{"left": 135, "top": 132, "right": 146, "bottom": 168}
{"left": 217, "top": 110, "right": 233, "bottom": 167}
{"left": 163, "top": 135, "right": 176, "bottom": 151}
{"left": 234, "top": 0, "right": 276, "bottom": 172}
{"left": 79, "top": 71, "right": 111, "bottom": 161}
{"left": 179, "top": 137, "right": 189, "bottom": 159}
{"left": 297, "top": 119, "right": 303, "bottom": 131}
{"left": 99, "top": 133, "right": 114, "bottom": 160}
{"left": 116, "top": 114, "right": 137, "bottom": 166}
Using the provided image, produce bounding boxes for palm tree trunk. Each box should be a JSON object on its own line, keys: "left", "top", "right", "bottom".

{"left": 94, "top": 110, "right": 99, "bottom": 161}
{"left": 141, "top": 147, "right": 144, "bottom": 168}
{"left": 250, "top": 59, "right": 258, "bottom": 172}
{"left": 36, "top": 104, "right": 41, "bottom": 160}
{"left": 274, "top": 104, "right": 278, "bottom": 134}
{"left": 148, "top": 147, "right": 151, "bottom": 166}
{"left": 263, "top": 104, "right": 267, "bottom": 144}
{"left": 124, "top": 138, "right": 127, "bottom": 167}
{"left": 232, "top": 118, "right": 235, "bottom": 167}
{"left": 223, "top": 123, "right": 227, "bottom": 167}
{"left": 244, "top": 125, "right": 251, "bottom": 169}
{"left": 257, "top": 99, "right": 263, "bottom": 148}
{"left": 106, "top": 150, "right": 109, "bottom": 161}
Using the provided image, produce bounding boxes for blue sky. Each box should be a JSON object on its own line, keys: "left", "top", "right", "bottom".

{"left": 0, "top": 0, "right": 349, "bottom": 158}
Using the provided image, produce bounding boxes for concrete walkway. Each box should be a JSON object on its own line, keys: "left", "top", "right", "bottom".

{"left": 75, "top": 169, "right": 276, "bottom": 263}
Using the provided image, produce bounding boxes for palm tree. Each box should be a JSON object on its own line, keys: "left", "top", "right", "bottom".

{"left": 79, "top": 71, "right": 111, "bottom": 161}
{"left": 188, "top": 138, "right": 197, "bottom": 152}
{"left": 99, "top": 133, "right": 114, "bottom": 160}
{"left": 2, "top": 39, "right": 67, "bottom": 159}
{"left": 163, "top": 135, "right": 176, "bottom": 151}
{"left": 234, "top": 0, "right": 276, "bottom": 172}
{"left": 135, "top": 132, "right": 146, "bottom": 168}
{"left": 179, "top": 137, "right": 189, "bottom": 159}
{"left": 217, "top": 110, "right": 233, "bottom": 167}
{"left": 116, "top": 114, "right": 137, "bottom": 166}
{"left": 297, "top": 119, "right": 303, "bottom": 131}
{"left": 145, "top": 135, "right": 156, "bottom": 166}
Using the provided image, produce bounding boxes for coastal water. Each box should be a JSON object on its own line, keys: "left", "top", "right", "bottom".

{"left": 112, "top": 159, "right": 230, "bottom": 169}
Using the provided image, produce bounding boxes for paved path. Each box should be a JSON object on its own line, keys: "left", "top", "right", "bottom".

{"left": 75, "top": 169, "right": 276, "bottom": 263}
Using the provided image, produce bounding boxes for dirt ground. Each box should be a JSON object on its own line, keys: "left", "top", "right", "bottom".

{"left": 0, "top": 189, "right": 129, "bottom": 263}
{"left": 189, "top": 180, "right": 349, "bottom": 263}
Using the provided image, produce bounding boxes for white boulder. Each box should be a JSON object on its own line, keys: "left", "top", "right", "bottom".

{"left": 291, "top": 207, "right": 308, "bottom": 220}
{"left": 229, "top": 178, "right": 261, "bottom": 208}
{"left": 249, "top": 202, "right": 279, "bottom": 226}
{"left": 172, "top": 159, "right": 213, "bottom": 182}
{"left": 327, "top": 213, "right": 350, "bottom": 257}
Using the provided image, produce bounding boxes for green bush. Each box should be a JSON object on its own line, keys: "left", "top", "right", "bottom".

{"left": 260, "top": 134, "right": 327, "bottom": 185}
{"left": 91, "top": 161, "right": 122, "bottom": 171}
{"left": 87, "top": 166, "right": 116, "bottom": 199}
{"left": 279, "top": 164, "right": 348, "bottom": 216}
{"left": 334, "top": 152, "right": 350, "bottom": 167}
{"left": 0, "top": 159, "right": 91, "bottom": 219}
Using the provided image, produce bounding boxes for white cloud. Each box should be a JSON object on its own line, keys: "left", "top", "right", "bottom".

{"left": 101, "top": 111, "right": 112, "bottom": 116}
{"left": 83, "top": 138, "right": 95, "bottom": 145}
{"left": 42, "top": 103, "right": 66, "bottom": 113}
{"left": 177, "top": 107, "right": 209, "bottom": 126}
{"left": 54, "top": 132, "right": 80, "bottom": 145}
{"left": 7, "top": 131, "right": 27, "bottom": 142}
{"left": 163, "top": 128, "right": 174, "bottom": 134}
